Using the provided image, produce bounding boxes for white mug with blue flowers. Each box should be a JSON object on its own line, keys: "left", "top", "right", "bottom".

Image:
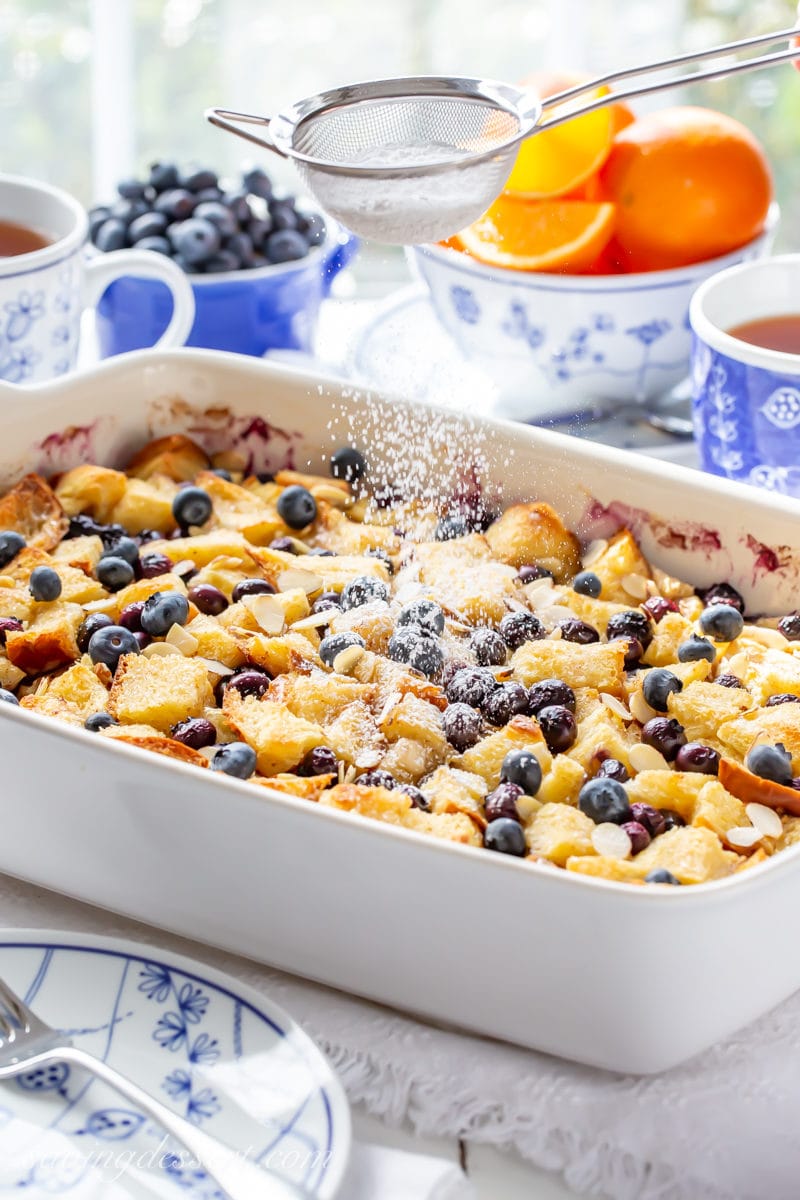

{"left": 0, "top": 173, "right": 195, "bottom": 384}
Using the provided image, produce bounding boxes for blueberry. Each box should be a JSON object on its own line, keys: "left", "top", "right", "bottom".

{"left": 172, "top": 486, "right": 212, "bottom": 529}
{"left": 204, "top": 250, "right": 241, "bottom": 274}
{"left": 117, "top": 178, "right": 148, "bottom": 200}
{"left": 357, "top": 769, "right": 395, "bottom": 789}
{"left": 517, "top": 564, "right": 553, "bottom": 584}
{"left": 296, "top": 746, "right": 337, "bottom": 776}
{"left": 110, "top": 197, "right": 149, "bottom": 226}
{"left": 483, "top": 817, "right": 527, "bottom": 856}
{"left": 675, "top": 742, "right": 719, "bottom": 774}
{"left": 149, "top": 162, "right": 180, "bottom": 192}
{"left": 185, "top": 583, "right": 226, "bottom": 616}
{"left": 269, "top": 536, "right": 297, "bottom": 553}
{"left": 128, "top": 211, "right": 169, "bottom": 242}
{"left": 330, "top": 446, "right": 366, "bottom": 483}
{"left": 470, "top": 628, "right": 507, "bottom": 666}
{"left": 341, "top": 575, "right": 390, "bottom": 610}
{"left": 211, "top": 741, "right": 256, "bottom": 779}
{"left": 500, "top": 748, "right": 542, "bottom": 795}
{"left": 746, "top": 742, "right": 793, "bottom": 786}
{"left": 642, "top": 717, "right": 687, "bottom": 761}
{"left": 119, "top": 602, "right": 145, "bottom": 632}
{"left": 29, "top": 566, "right": 61, "bottom": 602}
{"left": 0, "top": 531, "right": 25, "bottom": 568}
{"left": 528, "top": 678, "right": 575, "bottom": 714}
{"left": 642, "top": 595, "right": 679, "bottom": 623}
{"left": 94, "top": 218, "right": 128, "bottom": 252}
{"left": 319, "top": 631, "right": 365, "bottom": 668}
{"left": 225, "top": 190, "right": 252, "bottom": 224}
{"left": 247, "top": 216, "right": 272, "bottom": 250}
{"left": 537, "top": 704, "right": 578, "bottom": 753}
{"left": 572, "top": 570, "right": 602, "bottom": 598}
{"left": 312, "top": 591, "right": 341, "bottom": 617}
{"left": 678, "top": 634, "right": 716, "bottom": 663}
{"left": 155, "top": 188, "right": 197, "bottom": 221}
{"left": 139, "top": 552, "right": 174, "bottom": 579}
{"left": 660, "top": 808, "right": 686, "bottom": 831}
{"left": 0, "top": 616, "right": 22, "bottom": 645}
{"left": 243, "top": 167, "right": 273, "bottom": 199}
{"left": 87, "top": 625, "right": 140, "bottom": 671}
{"left": 397, "top": 782, "right": 430, "bottom": 811}
{"left": 445, "top": 666, "right": 498, "bottom": 708}
{"left": 442, "top": 702, "right": 483, "bottom": 751}
{"left": 578, "top": 777, "right": 631, "bottom": 825}
{"left": 224, "top": 669, "right": 271, "bottom": 699}
{"left": 482, "top": 681, "right": 529, "bottom": 725}
{"left": 596, "top": 757, "right": 630, "bottom": 782}
{"left": 629, "top": 802, "right": 666, "bottom": 838}
{"left": 642, "top": 668, "right": 683, "bottom": 712}
{"left": 140, "top": 590, "right": 190, "bottom": 636}
{"left": 77, "top": 612, "right": 114, "bottom": 652}
{"left": 266, "top": 229, "right": 308, "bottom": 263}
{"left": 778, "top": 613, "right": 800, "bottom": 641}
{"left": 171, "top": 717, "right": 217, "bottom": 749}
{"left": 277, "top": 486, "right": 317, "bottom": 530}
{"left": 0, "top": 688, "right": 19, "bottom": 706}
{"left": 195, "top": 186, "right": 224, "bottom": 204}
{"left": 96, "top": 555, "right": 134, "bottom": 591}
{"left": 698, "top": 603, "right": 744, "bottom": 642}
{"left": 88, "top": 205, "right": 110, "bottom": 240}
{"left": 301, "top": 212, "right": 326, "bottom": 246}
{"left": 84, "top": 711, "right": 116, "bottom": 731}
{"left": 645, "top": 868, "right": 682, "bottom": 885}
{"left": 170, "top": 217, "right": 221, "bottom": 265}
{"left": 232, "top": 578, "right": 276, "bottom": 602}
{"left": 715, "top": 673, "right": 744, "bottom": 689}
{"left": 485, "top": 782, "right": 523, "bottom": 823}
{"left": 132, "top": 234, "right": 171, "bottom": 257}
{"left": 621, "top": 820, "right": 651, "bottom": 855}
{"left": 619, "top": 636, "right": 644, "bottom": 670}
{"left": 225, "top": 231, "right": 256, "bottom": 268}
{"left": 397, "top": 598, "right": 444, "bottom": 636}
{"left": 702, "top": 581, "right": 744, "bottom": 613}
{"left": 172, "top": 253, "right": 202, "bottom": 275}
{"left": 606, "top": 610, "right": 653, "bottom": 650}
{"left": 387, "top": 627, "right": 443, "bottom": 677}
{"left": 182, "top": 166, "right": 218, "bottom": 192}
{"left": 434, "top": 514, "right": 470, "bottom": 541}
{"left": 766, "top": 693, "right": 800, "bottom": 707}
{"left": 364, "top": 547, "right": 394, "bottom": 575}
{"left": 268, "top": 200, "right": 300, "bottom": 231}
{"left": 558, "top": 617, "right": 599, "bottom": 644}
{"left": 498, "top": 611, "right": 544, "bottom": 649}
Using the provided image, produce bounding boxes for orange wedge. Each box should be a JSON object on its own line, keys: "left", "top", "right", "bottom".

{"left": 505, "top": 71, "right": 617, "bottom": 199}
{"left": 459, "top": 195, "right": 616, "bottom": 273}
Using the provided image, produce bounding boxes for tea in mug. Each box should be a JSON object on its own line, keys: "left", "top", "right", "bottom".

{"left": 728, "top": 315, "right": 800, "bottom": 355}
{"left": 0, "top": 219, "right": 52, "bottom": 257}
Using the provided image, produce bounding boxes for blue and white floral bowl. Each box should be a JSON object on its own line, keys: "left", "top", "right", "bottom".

{"left": 409, "top": 208, "right": 777, "bottom": 422}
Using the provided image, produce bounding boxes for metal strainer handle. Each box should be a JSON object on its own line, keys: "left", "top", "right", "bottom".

{"left": 206, "top": 108, "right": 288, "bottom": 158}
{"left": 530, "top": 24, "right": 800, "bottom": 133}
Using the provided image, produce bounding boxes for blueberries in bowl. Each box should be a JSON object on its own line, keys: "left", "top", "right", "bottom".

{"left": 89, "top": 164, "right": 327, "bottom": 274}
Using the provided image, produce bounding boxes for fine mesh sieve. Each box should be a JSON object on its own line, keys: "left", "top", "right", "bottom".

{"left": 208, "top": 26, "right": 800, "bottom": 245}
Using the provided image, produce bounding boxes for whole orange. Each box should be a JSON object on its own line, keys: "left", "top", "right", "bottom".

{"left": 599, "top": 106, "right": 773, "bottom": 272}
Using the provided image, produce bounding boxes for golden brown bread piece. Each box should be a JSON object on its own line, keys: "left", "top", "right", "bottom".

{"left": 485, "top": 502, "right": 581, "bottom": 581}
{"left": 0, "top": 474, "right": 68, "bottom": 551}
{"left": 125, "top": 434, "right": 210, "bottom": 481}
{"left": 108, "top": 653, "right": 214, "bottom": 732}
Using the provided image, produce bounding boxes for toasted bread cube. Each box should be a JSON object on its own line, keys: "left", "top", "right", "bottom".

{"left": 536, "top": 755, "right": 586, "bottom": 808}
{"left": 586, "top": 530, "right": 651, "bottom": 604}
{"left": 19, "top": 693, "right": 85, "bottom": 726}
{"left": 650, "top": 564, "right": 695, "bottom": 600}
{"left": 718, "top": 704, "right": 800, "bottom": 773}
{"left": 223, "top": 691, "right": 325, "bottom": 774}
{"left": 148, "top": 529, "right": 258, "bottom": 569}
{"left": 44, "top": 660, "right": 109, "bottom": 719}
{"left": 110, "top": 478, "right": 176, "bottom": 534}
{"left": 526, "top": 802, "right": 596, "bottom": 865}
{"left": 109, "top": 652, "right": 213, "bottom": 732}
{"left": 567, "top": 707, "right": 634, "bottom": 774}
{"left": 0, "top": 473, "right": 67, "bottom": 550}
{"left": 274, "top": 468, "right": 350, "bottom": 496}
{"left": 456, "top": 716, "right": 551, "bottom": 788}
{"left": 3, "top": 548, "right": 106, "bottom": 604}
{"left": 666, "top": 680, "right": 752, "bottom": 744}
{"left": 268, "top": 672, "right": 372, "bottom": 724}
{"left": 52, "top": 534, "right": 104, "bottom": 575}
{"left": 634, "top": 826, "right": 738, "bottom": 883}
{"left": 126, "top": 434, "right": 209, "bottom": 481}
{"left": 102, "top": 723, "right": 209, "bottom": 768}
{"left": 351, "top": 651, "right": 447, "bottom": 711}
{"left": 0, "top": 655, "right": 24, "bottom": 691}
{"left": 329, "top": 601, "right": 393, "bottom": 655}
{"left": 323, "top": 699, "right": 385, "bottom": 771}
{"left": 485, "top": 502, "right": 580, "bottom": 581}
{"left": 423, "top": 766, "right": 487, "bottom": 821}
{"left": 566, "top": 856, "right": 645, "bottom": 882}
{"left": 251, "top": 772, "right": 335, "bottom": 800}
{"left": 379, "top": 736, "right": 442, "bottom": 783}
{"left": 55, "top": 464, "right": 127, "bottom": 523}
{"left": 624, "top": 770, "right": 707, "bottom": 820}
{"left": 560, "top": 590, "right": 633, "bottom": 635}
{"left": 5, "top": 602, "right": 82, "bottom": 674}
{"left": 184, "top": 614, "right": 245, "bottom": 670}
{"left": 691, "top": 779, "right": 748, "bottom": 843}
{"left": 241, "top": 631, "right": 321, "bottom": 675}
{"left": 310, "top": 503, "right": 399, "bottom": 556}
{"left": 512, "top": 639, "right": 626, "bottom": 694}
{"left": 414, "top": 534, "right": 521, "bottom": 624}
{"left": 378, "top": 693, "right": 448, "bottom": 757}
{"left": 642, "top": 612, "right": 695, "bottom": 667}
{"left": 318, "top": 783, "right": 481, "bottom": 846}
{"left": 0, "top": 588, "right": 32, "bottom": 623}
{"left": 189, "top": 559, "right": 252, "bottom": 600}
{"left": 744, "top": 648, "right": 800, "bottom": 706}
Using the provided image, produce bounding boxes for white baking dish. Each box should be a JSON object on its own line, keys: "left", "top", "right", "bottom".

{"left": 2, "top": 347, "right": 800, "bottom": 1075}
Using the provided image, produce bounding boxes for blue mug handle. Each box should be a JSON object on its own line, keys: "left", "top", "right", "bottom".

{"left": 322, "top": 227, "right": 359, "bottom": 296}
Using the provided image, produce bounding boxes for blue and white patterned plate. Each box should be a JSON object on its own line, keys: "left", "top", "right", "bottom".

{"left": 0, "top": 931, "right": 350, "bottom": 1198}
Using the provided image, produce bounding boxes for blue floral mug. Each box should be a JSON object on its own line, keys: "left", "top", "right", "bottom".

{"left": 690, "top": 254, "right": 800, "bottom": 497}
{"left": 0, "top": 173, "right": 194, "bottom": 384}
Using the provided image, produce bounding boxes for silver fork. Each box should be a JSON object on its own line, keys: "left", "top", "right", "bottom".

{"left": 0, "top": 973, "right": 311, "bottom": 1199}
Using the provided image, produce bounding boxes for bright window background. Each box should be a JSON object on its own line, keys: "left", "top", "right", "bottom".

{"left": 1, "top": 0, "right": 798, "bottom": 276}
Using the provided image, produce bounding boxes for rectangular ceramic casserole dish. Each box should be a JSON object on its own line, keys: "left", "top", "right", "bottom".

{"left": 2, "top": 347, "right": 800, "bottom": 1075}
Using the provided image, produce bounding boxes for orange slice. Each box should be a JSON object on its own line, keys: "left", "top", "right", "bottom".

{"left": 505, "top": 71, "right": 617, "bottom": 199}
{"left": 459, "top": 195, "right": 616, "bottom": 273}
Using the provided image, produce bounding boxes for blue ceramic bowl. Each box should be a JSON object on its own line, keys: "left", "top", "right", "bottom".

{"left": 95, "top": 223, "right": 358, "bottom": 359}
{"left": 690, "top": 253, "right": 800, "bottom": 497}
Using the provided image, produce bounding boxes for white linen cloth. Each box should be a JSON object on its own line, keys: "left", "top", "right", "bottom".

{"left": 0, "top": 870, "right": 792, "bottom": 1200}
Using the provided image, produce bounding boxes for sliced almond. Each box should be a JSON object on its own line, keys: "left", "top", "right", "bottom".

{"left": 0, "top": 576, "right": 15, "bottom": 589}
{"left": 591, "top": 823, "right": 632, "bottom": 859}
{"left": 243, "top": 592, "right": 285, "bottom": 635}
{"left": 621, "top": 573, "right": 649, "bottom": 601}
{"left": 172, "top": 559, "right": 196, "bottom": 578}
{"left": 582, "top": 538, "right": 608, "bottom": 568}
{"left": 333, "top": 644, "right": 366, "bottom": 674}
{"left": 740, "top": 624, "right": 789, "bottom": 649}
{"left": 378, "top": 690, "right": 403, "bottom": 724}
{"left": 142, "top": 641, "right": 182, "bottom": 658}
{"left": 278, "top": 567, "right": 323, "bottom": 595}
{"left": 629, "top": 743, "right": 669, "bottom": 774}
{"left": 291, "top": 611, "right": 336, "bottom": 631}
{"left": 726, "top": 825, "right": 763, "bottom": 850}
{"left": 194, "top": 657, "right": 235, "bottom": 676}
{"left": 629, "top": 689, "right": 657, "bottom": 725}
{"left": 548, "top": 625, "right": 563, "bottom": 641}
{"left": 600, "top": 692, "right": 631, "bottom": 721}
{"left": 165, "top": 623, "right": 199, "bottom": 656}
{"left": 745, "top": 802, "right": 784, "bottom": 840}
{"left": 311, "top": 483, "right": 352, "bottom": 508}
